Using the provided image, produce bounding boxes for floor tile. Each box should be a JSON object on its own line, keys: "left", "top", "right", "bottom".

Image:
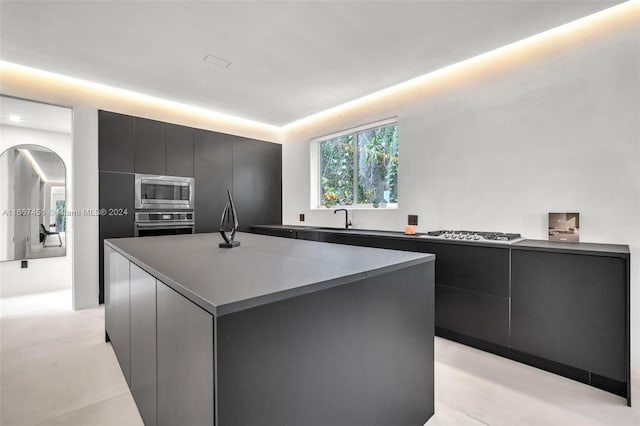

{"left": 0, "top": 333, "right": 129, "bottom": 425}
{"left": 37, "top": 392, "right": 143, "bottom": 426}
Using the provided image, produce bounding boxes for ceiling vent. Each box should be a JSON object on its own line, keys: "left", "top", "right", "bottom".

{"left": 202, "top": 54, "right": 231, "bottom": 69}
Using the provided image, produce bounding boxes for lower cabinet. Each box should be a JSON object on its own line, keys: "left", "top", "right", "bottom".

{"left": 130, "top": 264, "right": 157, "bottom": 426}
{"left": 511, "top": 249, "right": 627, "bottom": 382}
{"left": 106, "top": 247, "right": 214, "bottom": 425}
{"left": 435, "top": 285, "right": 509, "bottom": 346}
{"left": 104, "top": 247, "right": 131, "bottom": 385}
{"left": 157, "top": 282, "right": 214, "bottom": 426}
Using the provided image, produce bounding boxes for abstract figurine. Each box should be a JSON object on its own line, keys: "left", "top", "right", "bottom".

{"left": 219, "top": 188, "right": 240, "bottom": 248}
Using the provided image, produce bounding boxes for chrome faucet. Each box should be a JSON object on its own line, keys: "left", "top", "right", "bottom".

{"left": 334, "top": 208, "right": 352, "bottom": 229}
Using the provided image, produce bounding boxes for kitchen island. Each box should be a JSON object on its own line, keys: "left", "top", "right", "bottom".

{"left": 104, "top": 232, "right": 435, "bottom": 426}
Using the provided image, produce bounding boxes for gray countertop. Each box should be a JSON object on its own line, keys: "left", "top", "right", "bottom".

{"left": 252, "top": 225, "right": 630, "bottom": 255}
{"left": 105, "top": 232, "right": 434, "bottom": 317}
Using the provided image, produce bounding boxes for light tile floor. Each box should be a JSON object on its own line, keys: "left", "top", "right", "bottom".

{"left": 1, "top": 290, "right": 638, "bottom": 426}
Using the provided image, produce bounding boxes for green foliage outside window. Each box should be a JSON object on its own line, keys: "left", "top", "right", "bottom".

{"left": 319, "top": 123, "right": 398, "bottom": 207}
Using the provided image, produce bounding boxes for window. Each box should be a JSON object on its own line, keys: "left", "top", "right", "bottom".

{"left": 315, "top": 119, "right": 398, "bottom": 208}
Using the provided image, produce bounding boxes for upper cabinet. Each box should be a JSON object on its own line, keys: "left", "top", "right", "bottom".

{"left": 166, "top": 124, "right": 194, "bottom": 177}
{"left": 99, "top": 111, "right": 135, "bottom": 172}
{"left": 193, "top": 130, "right": 233, "bottom": 233}
{"left": 232, "top": 138, "right": 282, "bottom": 231}
{"left": 134, "top": 117, "right": 166, "bottom": 175}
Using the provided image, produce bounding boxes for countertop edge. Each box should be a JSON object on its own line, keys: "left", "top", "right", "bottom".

{"left": 253, "top": 225, "right": 630, "bottom": 255}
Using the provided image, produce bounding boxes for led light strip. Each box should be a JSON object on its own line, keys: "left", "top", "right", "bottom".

{"left": 18, "top": 148, "right": 48, "bottom": 182}
{"left": 282, "top": 0, "right": 639, "bottom": 130}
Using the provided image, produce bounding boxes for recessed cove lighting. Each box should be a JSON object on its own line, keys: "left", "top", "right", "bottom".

{"left": 203, "top": 54, "right": 232, "bottom": 69}
{"left": 8, "top": 114, "right": 23, "bottom": 122}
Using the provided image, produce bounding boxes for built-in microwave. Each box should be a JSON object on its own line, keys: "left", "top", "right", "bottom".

{"left": 135, "top": 174, "right": 194, "bottom": 210}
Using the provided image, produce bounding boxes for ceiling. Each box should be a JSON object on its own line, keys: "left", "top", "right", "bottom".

{"left": 0, "top": 96, "right": 72, "bottom": 134}
{"left": 0, "top": 1, "right": 623, "bottom": 126}
{"left": 28, "top": 147, "right": 66, "bottom": 182}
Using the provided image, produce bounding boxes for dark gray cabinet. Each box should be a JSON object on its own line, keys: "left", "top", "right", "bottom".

{"left": 249, "top": 226, "right": 631, "bottom": 404}
{"left": 511, "top": 249, "right": 627, "bottom": 381}
{"left": 436, "top": 285, "right": 509, "bottom": 346}
{"left": 194, "top": 130, "right": 233, "bottom": 233}
{"left": 104, "top": 247, "right": 131, "bottom": 385}
{"left": 417, "top": 241, "right": 510, "bottom": 296}
{"left": 232, "top": 138, "right": 282, "bottom": 232}
{"left": 130, "top": 264, "right": 157, "bottom": 426}
{"left": 157, "top": 282, "right": 214, "bottom": 426}
{"left": 99, "top": 172, "right": 134, "bottom": 304}
{"left": 134, "top": 117, "right": 166, "bottom": 175}
{"left": 416, "top": 241, "right": 510, "bottom": 344}
{"left": 166, "top": 124, "right": 194, "bottom": 177}
{"left": 98, "top": 111, "right": 134, "bottom": 173}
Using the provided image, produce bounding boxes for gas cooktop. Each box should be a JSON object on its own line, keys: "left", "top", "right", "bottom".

{"left": 419, "top": 230, "right": 524, "bottom": 244}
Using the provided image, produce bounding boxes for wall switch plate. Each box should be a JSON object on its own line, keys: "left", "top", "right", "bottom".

{"left": 408, "top": 215, "right": 418, "bottom": 226}
{"left": 299, "top": 213, "right": 305, "bottom": 222}
{"left": 21, "top": 260, "right": 28, "bottom": 269}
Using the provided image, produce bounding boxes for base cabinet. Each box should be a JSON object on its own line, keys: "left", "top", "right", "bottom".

{"left": 104, "top": 247, "right": 131, "bottom": 385}
{"left": 130, "top": 264, "right": 157, "bottom": 426}
{"left": 435, "top": 285, "right": 509, "bottom": 346}
{"left": 157, "top": 283, "right": 214, "bottom": 426}
{"left": 250, "top": 226, "right": 631, "bottom": 404}
{"left": 511, "top": 250, "right": 627, "bottom": 382}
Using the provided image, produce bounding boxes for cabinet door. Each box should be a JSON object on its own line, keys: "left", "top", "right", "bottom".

{"left": 435, "top": 285, "right": 510, "bottom": 346}
{"left": 157, "top": 282, "right": 214, "bottom": 426}
{"left": 166, "top": 124, "right": 194, "bottom": 177}
{"left": 130, "top": 264, "right": 157, "bottom": 426}
{"left": 194, "top": 130, "right": 233, "bottom": 233}
{"left": 99, "top": 172, "right": 134, "bottom": 303}
{"left": 511, "top": 250, "right": 626, "bottom": 381}
{"left": 99, "top": 110, "right": 134, "bottom": 173}
{"left": 104, "top": 247, "right": 131, "bottom": 385}
{"left": 134, "top": 117, "right": 166, "bottom": 175}
{"left": 232, "top": 138, "right": 282, "bottom": 231}
{"left": 417, "top": 242, "right": 510, "bottom": 297}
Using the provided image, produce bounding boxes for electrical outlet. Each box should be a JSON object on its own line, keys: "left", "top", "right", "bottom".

{"left": 21, "top": 260, "right": 28, "bottom": 269}
{"left": 299, "top": 213, "right": 305, "bottom": 222}
{"left": 408, "top": 215, "right": 418, "bottom": 226}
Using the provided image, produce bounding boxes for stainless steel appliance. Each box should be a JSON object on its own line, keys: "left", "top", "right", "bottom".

{"left": 135, "top": 174, "right": 194, "bottom": 210}
{"left": 419, "top": 230, "right": 523, "bottom": 244}
{"left": 134, "top": 211, "right": 195, "bottom": 237}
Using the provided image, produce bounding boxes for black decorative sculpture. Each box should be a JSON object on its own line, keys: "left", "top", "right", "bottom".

{"left": 219, "top": 188, "right": 240, "bottom": 248}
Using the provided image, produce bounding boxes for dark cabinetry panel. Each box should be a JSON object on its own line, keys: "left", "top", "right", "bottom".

{"left": 104, "top": 247, "right": 131, "bottom": 385}
{"left": 99, "top": 172, "right": 134, "bottom": 304}
{"left": 134, "top": 117, "right": 166, "bottom": 175}
{"left": 417, "top": 241, "right": 510, "bottom": 297}
{"left": 130, "top": 264, "right": 157, "bottom": 426}
{"left": 345, "top": 235, "right": 418, "bottom": 252}
{"left": 232, "top": 138, "right": 282, "bottom": 231}
{"left": 165, "top": 124, "right": 194, "bottom": 177}
{"left": 99, "top": 111, "right": 134, "bottom": 172}
{"left": 157, "top": 282, "right": 214, "bottom": 426}
{"left": 511, "top": 250, "right": 626, "bottom": 381}
{"left": 217, "top": 263, "right": 433, "bottom": 426}
{"left": 193, "top": 130, "right": 233, "bottom": 233}
{"left": 436, "top": 285, "right": 509, "bottom": 346}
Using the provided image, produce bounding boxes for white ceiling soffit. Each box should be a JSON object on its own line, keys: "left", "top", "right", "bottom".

{"left": 0, "top": 96, "right": 72, "bottom": 134}
{"left": 28, "top": 149, "right": 66, "bottom": 182}
{"left": 0, "top": 1, "right": 624, "bottom": 126}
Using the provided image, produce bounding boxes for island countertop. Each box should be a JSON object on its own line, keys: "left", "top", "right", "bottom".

{"left": 105, "top": 232, "right": 434, "bottom": 316}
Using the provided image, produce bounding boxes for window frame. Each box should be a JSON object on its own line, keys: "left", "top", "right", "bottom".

{"left": 311, "top": 117, "right": 399, "bottom": 210}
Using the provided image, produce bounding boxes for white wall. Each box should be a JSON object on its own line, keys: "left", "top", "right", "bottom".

{"left": 282, "top": 14, "right": 640, "bottom": 369}
{"left": 0, "top": 125, "right": 72, "bottom": 297}
{"left": 71, "top": 107, "right": 99, "bottom": 309}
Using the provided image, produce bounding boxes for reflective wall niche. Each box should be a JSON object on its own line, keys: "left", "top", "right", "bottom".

{"left": 0, "top": 145, "right": 67, "bottom": 261}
